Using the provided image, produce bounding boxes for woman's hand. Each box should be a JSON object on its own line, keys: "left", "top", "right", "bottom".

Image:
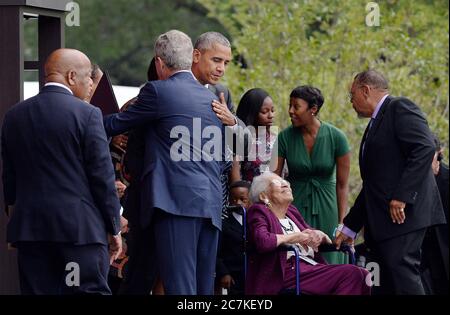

{"left": 303, "top": 229, "right": 332, "bottom": 252}
{"left": 287, "top": 231, "right": 312, "bottom": 245}
{"left": 115, "top": 180, "right": 126, "bottom": 198}
{"left": 303, "top": 229, "right": 322, "bottom": 251}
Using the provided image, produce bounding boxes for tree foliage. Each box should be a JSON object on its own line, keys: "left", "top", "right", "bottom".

{"left": 24, "top": 0, "right": 228, "bottom": 86}
{"left": 22, "top": 0, "right": 448, "bottom": 201}
{"left": 199, "top": 0, "right": 449, "bottom": 201}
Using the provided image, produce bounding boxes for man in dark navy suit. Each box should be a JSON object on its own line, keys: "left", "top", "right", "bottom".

{"left": 335, "top": 70, "right": 445, "bottom": 294}
{"left": 103, "top": 30, "right": 224, "bottom": 295}
{"left": 1, "top": 49, "right": 122, "bottom": 295}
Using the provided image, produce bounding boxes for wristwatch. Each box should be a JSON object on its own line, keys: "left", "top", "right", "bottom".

{"left": 333, "top": 224, "right": 344, "bottom": 238}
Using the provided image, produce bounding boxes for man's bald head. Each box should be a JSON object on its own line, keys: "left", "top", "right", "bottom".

{"left": 44, "top": 48, "right": 93, "bottom": 101}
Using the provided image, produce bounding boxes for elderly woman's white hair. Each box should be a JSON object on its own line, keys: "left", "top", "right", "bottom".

{"left": 249, "top": 171, "right": 278, "bottom": 204}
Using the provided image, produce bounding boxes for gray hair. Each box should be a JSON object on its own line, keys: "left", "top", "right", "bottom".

{"left": 250, "top": 171, "right": 277, "bottom": 204}
{"left": 354, "top": 69, "right": 389, "bottom": 90}
{"left": 194, "top": 31, "right": 231, "bottom": 51}
{"left": 154, "top": 30, "right": 193, "bottom": 71}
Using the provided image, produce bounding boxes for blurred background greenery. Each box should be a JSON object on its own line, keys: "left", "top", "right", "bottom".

{"left": 23, "top": 0, "right": 449, "bottom": 203}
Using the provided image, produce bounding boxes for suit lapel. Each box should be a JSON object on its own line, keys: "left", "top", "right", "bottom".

{"left": 359, "top": 123, "right": 371, "bottom": 166}
{"left": 367, "top": 96, "right": 392, "bottom": 141}
{"left": 359, "top": 95, "right": 393, "bottom": 174}
{"left": 229, "top": 214, "right": 243, "bottom": 233}
{"left": 208, "top": 84, "right": 217, "bottom": 96}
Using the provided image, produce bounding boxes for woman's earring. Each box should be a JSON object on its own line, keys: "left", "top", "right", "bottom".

{"left": 264, "top": 199, "right": 272, "bottom": 208}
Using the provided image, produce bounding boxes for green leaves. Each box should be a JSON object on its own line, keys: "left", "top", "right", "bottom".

{"left": 62, "top": 0, "right": 226, "bottom": 86}
{"left": 200, "top": 0, "right": 449, "bottom": 202}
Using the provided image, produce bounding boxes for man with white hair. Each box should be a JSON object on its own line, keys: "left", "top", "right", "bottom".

{"left": 104, "top": 30, "right": 224, "bottom": 294}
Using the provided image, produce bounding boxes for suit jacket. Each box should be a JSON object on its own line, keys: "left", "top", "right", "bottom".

{"left": 245, "top": 203, "right": 326, "bottom": 295}
{"left": 2, "top": 85, "right": 121, "bottom": 245}
{"left": 216, "top": 212, "right": 244, "bottom": 278}
{"left": 433, "top": 163, "right": 449, "bottom": 279}
{"left": 103, "top": 71, "right": 224, "bottom": 229}
{"left": 344, "top": 96, "right": 445, "bottom": 243}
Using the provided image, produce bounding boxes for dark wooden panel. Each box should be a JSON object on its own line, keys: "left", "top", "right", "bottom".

{"left": 38, "top": 15, "right": 64, "bottom": 88}
{"left": 0, "top": 6, "right": 22, "bottom": 295}
{"left": 0, "top": 0, "right": 70, "bottom": 12}
{"left": 24, "top": 60, "right": 39, "bottom": 70}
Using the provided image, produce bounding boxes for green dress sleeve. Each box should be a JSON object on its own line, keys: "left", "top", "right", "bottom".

{"left": 333, "top": 127, "right": 350, "bottom": 158}
{"left": 277, "top": 129, "right": 288, "bottom": 159}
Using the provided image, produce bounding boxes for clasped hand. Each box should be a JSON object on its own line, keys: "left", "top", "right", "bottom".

{"left": 286, "top": 229, "right": 331, "bottom": 252}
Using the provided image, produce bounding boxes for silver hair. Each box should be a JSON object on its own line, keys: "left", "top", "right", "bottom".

{"left": 154, "top": 30, "right": 193, "bottom": 70}
{"left": 194, "top": 31, "right": 231, "bottom": 51}
{"left": 354, "top": 69, "right": 389, "bottom": 90}
{"left": 250, "top": 171, "right": 277, "bottom": 204}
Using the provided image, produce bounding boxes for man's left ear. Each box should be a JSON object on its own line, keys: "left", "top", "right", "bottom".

{"left": 67, "top": 70, "right": 76, "bottom": 86}
{"left": 192, "top": 49, "right": 201, "bottom": 63}
{"left": 361, "top": 85, "right": 371, "bottom": 98}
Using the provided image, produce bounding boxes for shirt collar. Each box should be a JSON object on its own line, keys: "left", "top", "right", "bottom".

{"left": 372, "top": 94, "right": 389, "bottom": 119}
{"left": 170, "top": 70, "right": 196, "bottom": 80}
{"left": 44, "top": 82, "right": 73, "bottom": 95}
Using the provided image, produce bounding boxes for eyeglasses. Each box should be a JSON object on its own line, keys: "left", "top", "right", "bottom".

{"left": 348, "top": 85, "right": 364, "bottom": 101}
{"left": 348, "top": 91, "right": 354, "bottom": 101}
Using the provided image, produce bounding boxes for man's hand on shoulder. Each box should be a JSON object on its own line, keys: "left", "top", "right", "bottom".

{"left": 212, "top": 92, "right": 236, "bottom": 126}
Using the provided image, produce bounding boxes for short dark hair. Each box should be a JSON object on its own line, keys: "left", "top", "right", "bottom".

{"left": 147, "top": 57, "right": 158, "bottom": 81}
{"left": 229, "top": 180, "right": 251, "bottom": 191}
{"left": 354, "top": 69, "right": 389, "bottom": 90}
{"left": 91, "top": 64, "right": 100, "bottom": 80}
{"left": 236, "top": 88, "right": 270, "bottom": 127}
{"left": 290, "top": 85, "right": 324, "bottom": 113}
{"left": 194, "top": 32, "right": 231, "bottom": 51}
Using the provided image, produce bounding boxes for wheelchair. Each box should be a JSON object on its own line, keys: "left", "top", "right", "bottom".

{"left": 226, "top": 205, "right": 356, "bottom": 295}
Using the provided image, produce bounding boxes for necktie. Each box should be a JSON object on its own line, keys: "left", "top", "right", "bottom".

{"left": 362, "top": 118, "right": 375, "bottom": 157}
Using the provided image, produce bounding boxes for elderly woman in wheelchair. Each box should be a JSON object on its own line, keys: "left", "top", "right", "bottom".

{"left": 245, "top": 172, "right": 371, "bottom": 295}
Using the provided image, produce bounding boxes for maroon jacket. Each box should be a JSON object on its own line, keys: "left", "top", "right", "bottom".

{"left": 245, "top": 202, "right": 325, "bottom": 295}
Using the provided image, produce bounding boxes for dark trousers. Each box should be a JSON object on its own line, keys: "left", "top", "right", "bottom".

{"left": 16, "top": 241, "right": 111, "bottom": 295}
{"left": 370, "top": 228, "right": 426, "bottom": 295}
{"left": 420, "top": 226, "right": 449, "bottom": 295}
{"left": 118, "top": 223, "right": 158, "bottom": 295}
{"left": 154, "top": 210, "right": 219, "bottom": 295}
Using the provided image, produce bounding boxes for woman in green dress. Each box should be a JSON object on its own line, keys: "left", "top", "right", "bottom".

{"left": 273, "top": 85, "right": 351, "bottom": 264}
